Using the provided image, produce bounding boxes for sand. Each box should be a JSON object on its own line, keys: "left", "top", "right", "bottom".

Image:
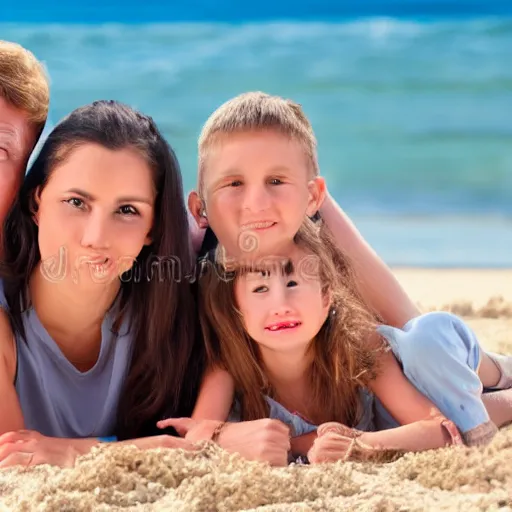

{"left": 1, "top": 268, "right": 511, "bottom": 512}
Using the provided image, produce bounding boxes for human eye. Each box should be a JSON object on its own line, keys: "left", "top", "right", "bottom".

{"left": 286, "top": 279, "right": 298, "bottom": 288}
{"left": 268, "top": 177, "right": 283, "bottom": 185}
{"left": 118, "top": 205, "right": 139, "bottom": 216}
{"left": 64, "top": 197, "right": 86, "bottom": 209}
{"left": 252, "top": 285, "right": 269, "bottom": 293}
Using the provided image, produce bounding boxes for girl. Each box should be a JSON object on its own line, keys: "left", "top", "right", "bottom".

{"left": 0, "top": 100, "right": 206, "bottom": 465}
{"left": 165, "top": 217, "right": 512, "bottom": 462}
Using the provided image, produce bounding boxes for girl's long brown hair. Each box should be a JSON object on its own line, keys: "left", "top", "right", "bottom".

{"left": 198, "top": 217, "right": 387, "bottom": 427}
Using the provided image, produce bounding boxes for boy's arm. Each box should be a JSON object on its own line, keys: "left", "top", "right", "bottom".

{"left": 308, "top": 352, "right": 463, "bottom": 463}
{"left": 362, "top": 351, "right": 462, "bottom": 450}
{"left": 319, "top": 192, "right": 420, "bottom": 328}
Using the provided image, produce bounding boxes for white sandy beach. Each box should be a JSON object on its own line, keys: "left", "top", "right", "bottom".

{"left": 0, "top": 268, "right": 511, "bottom": 511}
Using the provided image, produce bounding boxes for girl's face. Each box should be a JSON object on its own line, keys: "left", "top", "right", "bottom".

{"left": 34, "top": 143, "right": 155, "bottom": 288}
{"left": 234, "top": 246, "right": 331, "bottom": 354}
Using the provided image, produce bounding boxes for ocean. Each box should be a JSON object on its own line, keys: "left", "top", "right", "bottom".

{"left": 1, "top": 4, "right": 511, "bottom": 267}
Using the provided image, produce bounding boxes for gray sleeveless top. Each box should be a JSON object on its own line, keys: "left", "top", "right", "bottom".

{"left": 0, "top": 280, "right": 134, "bottom": 438}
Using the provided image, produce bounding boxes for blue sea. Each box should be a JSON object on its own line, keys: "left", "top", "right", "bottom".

{"left": 1, "top": 1, "right": 511, "bottom": 267}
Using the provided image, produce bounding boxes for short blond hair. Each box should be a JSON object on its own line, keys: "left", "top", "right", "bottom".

{"left": 198, "top": 91, "right": 319, "bottom": 195}
{"left": 0, "top": 40, "right": 50, "bottom": 131}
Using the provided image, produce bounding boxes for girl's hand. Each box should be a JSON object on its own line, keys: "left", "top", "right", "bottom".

{"left": 307, "top": 422, "right": 362, "bottom": 463}
{"left": 308, "top": 422, "right": 404, "bottom": 464}
{"left": 158, "top": 417, "right": 291, "bottom": 466}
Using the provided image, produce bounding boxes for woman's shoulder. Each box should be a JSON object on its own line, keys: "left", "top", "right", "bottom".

{"left": 0, "top": 288, "right": 16, "bottom": 382}
{"left": 0, "top": 279, "right": 8, "bottom": 311}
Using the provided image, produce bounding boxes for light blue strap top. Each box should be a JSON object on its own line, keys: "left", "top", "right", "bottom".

{"left": 228, "top": 388, "right": 399, "bottom": 436}
{"left": 0, "top": 280, "right": 134, "bottom": 438}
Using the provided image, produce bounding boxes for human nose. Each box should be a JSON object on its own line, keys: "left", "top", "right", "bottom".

{"left": 241, "top": 183, "right": 272, "bottom": 214}
{"left": 267, "top": 285, "right": 295, "bottom": 318}
{"left": 80, "top": 210, "right": 111, "bottom": 250}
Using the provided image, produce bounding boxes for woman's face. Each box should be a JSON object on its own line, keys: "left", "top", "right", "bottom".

{"left": 34, "top": 143, "right": 155, "bottom": 288}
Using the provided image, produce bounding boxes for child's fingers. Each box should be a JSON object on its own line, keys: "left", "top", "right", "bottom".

{"left": 309, "top": 433, "right": 355, "bottom": 463}
{"left": 156, "top": 417, "right": 195, "bottom": 437}
{"left": 317, "top": 422, "right": 361, "bottom": 438}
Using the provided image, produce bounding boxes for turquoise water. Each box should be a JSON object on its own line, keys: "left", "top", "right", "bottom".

{"left": 2, "top": 16, "right": 511, "bottom": 267}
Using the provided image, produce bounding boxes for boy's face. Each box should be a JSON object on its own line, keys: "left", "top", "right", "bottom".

{"left": 0, "top": 97, "right": 38, "bottom": 236}
{"left": 190, "top": 129, "right": 325, "bottom": 259}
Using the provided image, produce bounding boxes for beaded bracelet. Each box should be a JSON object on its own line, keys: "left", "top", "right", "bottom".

{"left": 211, "top": 422, "right": 226, "bottom": 443}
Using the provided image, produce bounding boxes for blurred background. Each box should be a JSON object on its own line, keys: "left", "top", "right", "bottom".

{"left": 2, "top": 1, "right": 511, "bottom": 268}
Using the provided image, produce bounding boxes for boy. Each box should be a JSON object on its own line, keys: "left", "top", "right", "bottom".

{"left": 188, "top": 91, "right": 419, "bottom": 330}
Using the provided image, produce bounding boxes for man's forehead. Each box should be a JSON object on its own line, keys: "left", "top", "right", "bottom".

{"left": 0, "top": 96, "right": 30, "bottom": 129}
{"left": 0, "top": 121, "right": 29, "bottom": 160}
{"left": 0, "top": 98, "right": 37, "bottom": 159}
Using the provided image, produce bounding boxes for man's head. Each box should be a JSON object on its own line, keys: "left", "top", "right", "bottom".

{"left": 189, "top": 91, "right": 325, "bottom": 259}
{"left": 0, "top": 40, "right": 49, "bottom": 234}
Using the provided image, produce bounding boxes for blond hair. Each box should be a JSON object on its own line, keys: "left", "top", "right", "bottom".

{"left": 198, "top": 217, "right": 386, "bottom": 426}
{"left": 197, "top": 91, "right": 319, "bottom": 195}
{"left": 0, "top": 40, "right": 50, "bottom": 131}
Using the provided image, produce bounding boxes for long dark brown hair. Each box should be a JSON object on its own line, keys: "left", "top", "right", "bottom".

{"left": 199, "top": 217, "right": 386, "bottom": 427}
{"left": 0, "top": 100, "right": 204, "bottom": 439}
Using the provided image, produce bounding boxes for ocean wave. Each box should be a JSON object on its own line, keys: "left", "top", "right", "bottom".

{"left": 1, "top": 16, "right": 510, "bottom": 225}
{"left": 2, "top": 15, "right": 512, "bottom": 37}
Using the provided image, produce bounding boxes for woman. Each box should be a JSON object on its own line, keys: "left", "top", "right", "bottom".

{"left": 0, "top": 100, "right": 291, "bottom": 468}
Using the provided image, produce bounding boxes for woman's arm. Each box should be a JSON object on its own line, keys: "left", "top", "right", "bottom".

{"left": 0, "top": 311, "right": 25, "bottom": 434}
{"left": 319, "top": 192, "right": 420, "bottom": 328}
{"left": 0, "top": 429, "right": 197, "bottom": 469}
{"left": 0, "top": 310, "right": 196, "bottom": 468}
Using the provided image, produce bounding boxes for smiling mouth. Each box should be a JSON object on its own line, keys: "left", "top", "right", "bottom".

{"left": 265, "top": 321, "right": 302, "bottom": 332}
{"left": 241, "top": 221, "right": 277, "bottom": 231}
{"left": 87, "top": 257, "right": 109, "bottom": 265}
{"left": 87, "top": 257, "right": 113, "bottom": 275}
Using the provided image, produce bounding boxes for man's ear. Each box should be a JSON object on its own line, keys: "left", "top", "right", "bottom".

{"left": 188, "top": 190, "right": 208, "bottom": 229}
{"left": 306, "top": 176, "right": 326, "bottom": 217}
